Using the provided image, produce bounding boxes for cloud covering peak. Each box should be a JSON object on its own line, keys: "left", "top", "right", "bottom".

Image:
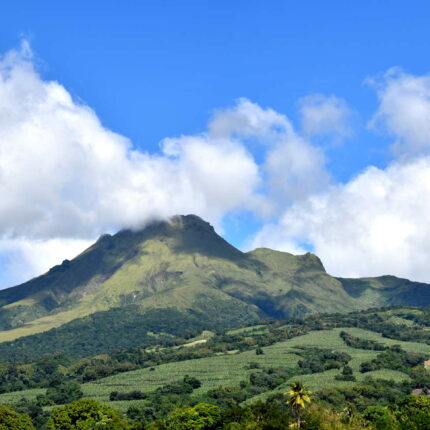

{"left": 0, "top": 44, "right": 261, "bottom": 240}
{"left": 0, "top": 43, "right": 327, "bottom": 285}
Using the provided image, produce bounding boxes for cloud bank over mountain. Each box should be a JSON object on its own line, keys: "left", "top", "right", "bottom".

{"left": 0, "top": 42, "right": 326, "bottom": 284}
{"left": 254, "top": 69, "right": 430, "bottom": 282}
{"left": 2, "top": 43, "right": 430, "bottom": 284}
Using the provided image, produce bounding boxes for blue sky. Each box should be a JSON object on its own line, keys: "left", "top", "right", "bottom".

{"left": 2, "top": 1, "right": 430, "bottom": 286}
{"left": 3, "top": 1, "right": 424, "bottom": 173}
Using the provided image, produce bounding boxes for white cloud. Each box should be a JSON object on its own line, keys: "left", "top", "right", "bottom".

{"left": 0, "top": 43, "right": 261, "bottom": 242}
{"left": 254, "top": 70, "right": 430, "bottom": 283}
{"left": 264, "top": 135, "right": 329, "bottom": 207}
{"left": 299, "top": 94, "right": 353, "bottom": 142}
{"left": 7, "top": 43, "right": 430, "bottom": 287}
{"left": 0, "top": 238, "right": 93, "bottom": 287}
{"left": 207, "top": 98, "right": 330, "bottom": 213}
{"left": 208, "top": 97, "right": 292, "bottom": 140}
{"left": 254, "top": 158, "right": 430, "bottom": 282}
{"left": 369, "top": 68, "right": 430, "bottom": 157}
{"left": 0, "top": 43, "right": 328, "bottom": 287}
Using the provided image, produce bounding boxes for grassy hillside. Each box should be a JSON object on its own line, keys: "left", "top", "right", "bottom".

{"left": 2, "top": 307, "right": 430, "bottom": 414}
{"left": 3, "top": 306, "right": 430, "bottom": 430}
{"left": 81, "top": 325, "right": 430, "bottom": 407}
{"left": 1, "top": 214, "right": 430, "bottom": 348}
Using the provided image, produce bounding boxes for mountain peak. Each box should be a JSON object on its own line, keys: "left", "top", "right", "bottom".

{"left": 151, "top": 214, "right": 216, "bottom": 235}
{"left": 170, "top": 214, "right": 214, "bottom": 228}
{"left": 113, "top": 214, "right": 215, "bottom": 237}
{"left": 2, "top": 214, "right": 430, "bottom": 347}
{"left": 118, "top": 213, "right": 243, "bottom": 261}
{"left": 93, "top": 215, "right": 218, "bottom": 256}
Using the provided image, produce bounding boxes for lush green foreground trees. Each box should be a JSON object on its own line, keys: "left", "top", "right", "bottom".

{"left": 360, "top": 395, "right": 430, "bottom": 430}
{"left": 151, "top": 403, "right": 221, "bottom": 430}
{"left": 0, "top": 405, "right": 34, "bottom": 429}
{"left": 3, "top": 390, "right": 430, "bottom": 429}
{"left": 47, "top": 399, "right": 129, "bottom": 430}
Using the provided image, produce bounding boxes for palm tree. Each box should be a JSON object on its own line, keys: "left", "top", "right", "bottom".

{"left": 286, "top": 381, "right": 312, "bottom": 428}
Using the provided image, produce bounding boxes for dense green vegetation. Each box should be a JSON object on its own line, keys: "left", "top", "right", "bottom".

{"left": 47, "top": 398, "right": 129, "bottom": 429}
{"left": 340, "top": 331, "right": 387, "bottom": 351}
{"left": 359, "top": 346, "right": 427, "bottom": 375}
{"left": 2, "top": 306, "right": 430, "bottom": 428}
{"left": 297, "top": 348, "right": 351, "bottom": 374}
{"left": 0, "top": 307, "right": 241, "bottom": 362}
{"left": 4, "top": 306, "right": 430, "bottom": 395}
{"left": 0, "top": 405, "right": 34, "bottom": 429}
{"left": 4, "top": 385, "right": 430, "bottom": 429}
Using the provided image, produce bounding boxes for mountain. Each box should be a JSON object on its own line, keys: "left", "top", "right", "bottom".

{"left": 1, "top": 214, "right": 430, "bottom": 355}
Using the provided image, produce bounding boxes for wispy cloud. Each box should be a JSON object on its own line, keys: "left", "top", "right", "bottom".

{"left": 299, "top": 94, "right": 353, "bottom": 143}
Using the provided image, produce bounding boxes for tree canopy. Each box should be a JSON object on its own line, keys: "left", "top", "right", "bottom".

{"left": 47, "top": 398, "right": 129, "bottom": 430}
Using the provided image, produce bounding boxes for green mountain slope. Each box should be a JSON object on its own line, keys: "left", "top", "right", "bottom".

{"left": 1, "top": 214, "right": 430, "bottom": 347}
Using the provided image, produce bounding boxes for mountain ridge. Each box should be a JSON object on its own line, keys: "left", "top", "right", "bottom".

{"left": 1, "top": 214, "right": 430, "bottom": 347}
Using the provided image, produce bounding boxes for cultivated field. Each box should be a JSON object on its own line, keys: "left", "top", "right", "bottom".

{"left": 1, "top": 326, "right": 428, "bottom": 411}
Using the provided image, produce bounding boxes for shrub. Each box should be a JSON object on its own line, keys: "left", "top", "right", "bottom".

{"left": 47, "top": 398, "right": 129, "bottom": 429}
{"left": 110, "top": 390, "right": 146, "bottom": 401}
{"left": 161, "top": 403, "right": 221, "bottom": 430}
{"left": 46, "top": 382, "right": 83, "bottom": 405}
{"left": 0, "top": 405, "right": 34, "bottom": 429}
